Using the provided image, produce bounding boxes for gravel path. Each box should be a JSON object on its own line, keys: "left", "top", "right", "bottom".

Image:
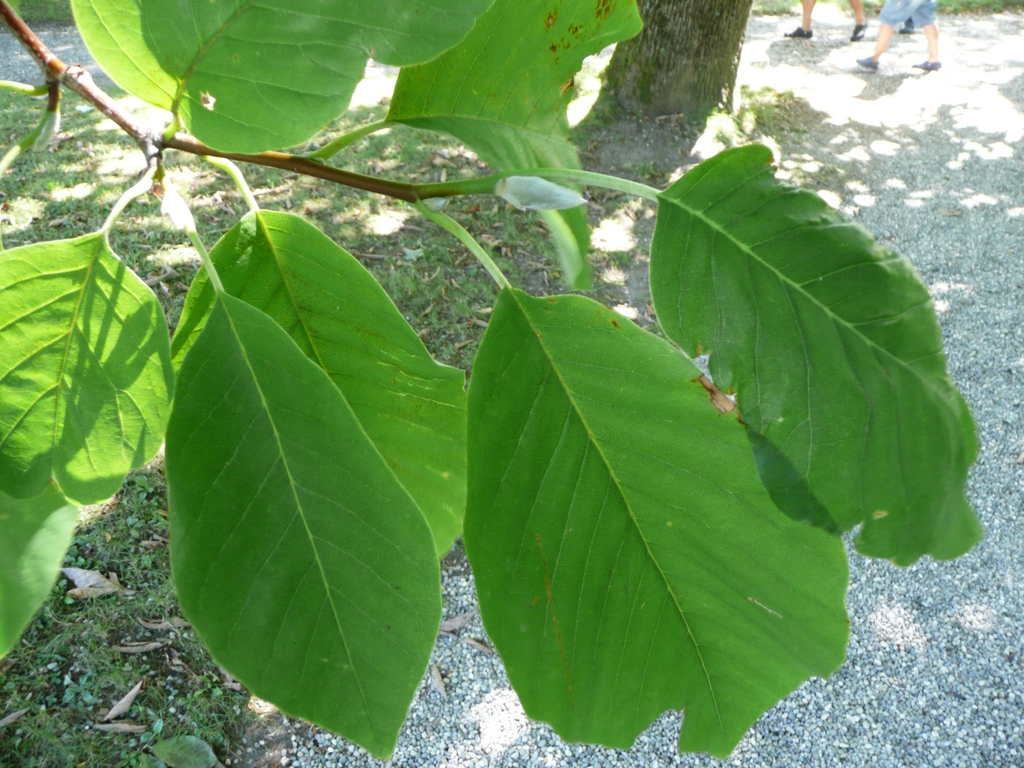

{"left": 3, "top": 11, "right": 1023, "bottom": 768}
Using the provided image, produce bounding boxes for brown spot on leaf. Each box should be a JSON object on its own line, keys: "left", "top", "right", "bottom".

{"left": 545, "top": 9, "right": 558, "bottom": 29}
{"left": 695, "top": 374, "right": 736, "bottom": 414}
{"left": 873, "top": 510, "right": 889, "bottom": 519}
{"left": 200, "top": 91, "right": 216, "bottom": 111}
{"left": 610, "top": 318, "right": 620, "bottom": 328}
{"left": 596, "top": 0, "right": 615, "bottom": 21}
{"left": 560, "top": 77, "right": 575, "bottom": 96}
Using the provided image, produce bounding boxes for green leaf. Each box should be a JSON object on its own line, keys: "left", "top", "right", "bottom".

{"left": 649, "top": 145, "right": 980, "bottom": 565}
{"left": 70, "top": 0, "right": 495, "bottom": 152}
{"left": 465, "top": 289, "right": 849, "bottom": 758}
{"left": 151, "top": 735, "right": 216, "bottom": 768}
{"left": 389, "top": 0, "right": 643, "bottom": 289}
{"left": 166, "top": 294, "right": 441, "bottom": 759}
{"left": 0, "top": 484, "right": 78, "bottom": 658}
{"left": 0, "top": 234, "right": 174, "bottom": 505}
{"left": 172, "top": 211, "right": 466, "bottom": 555}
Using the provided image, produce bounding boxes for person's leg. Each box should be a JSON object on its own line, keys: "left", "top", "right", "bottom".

{"left": 785, "top": 0, "right": 816, "bottom": 37}
{"left": 849, "top": 0, "right": 868, "bottom": 40}
{"left": 802, "top": 0, "right": 816, "bottom": 30}
{"left": 871, "top": 24, "right": 896, "bottom": 60}
{"left": 858, "top": 23, "right": 893, "bottom": 68}
{"left": 922, "top": 24, "right": 939, "bottom": 61}
{"left": 911, "top": 2, "right": 939, "bottom": 68}
{"left": 848, "top": 0, "right": 867, "bottom": 25}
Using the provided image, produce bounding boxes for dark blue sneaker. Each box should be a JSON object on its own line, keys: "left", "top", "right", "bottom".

{"left": 913, "top": 61, "right": 941, "bottom": 71}
{"left": 857, "top": 57, "right": 879, "bottom": 71}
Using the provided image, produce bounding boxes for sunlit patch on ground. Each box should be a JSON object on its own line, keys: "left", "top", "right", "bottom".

{"left": 871, "top": 602, "right": 929, "bottom": 653}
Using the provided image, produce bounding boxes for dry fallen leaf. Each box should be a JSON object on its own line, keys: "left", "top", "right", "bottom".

{"left": 0, "top": 708, "right": 29, "bottom": 728}
{"left": 62, "top": 568, "right": 135, "bottom": 599}
{"left": 219, "top": 665, "right": 242, "bottom": 691}
{"left": 461, "top": 637, "right": 495, "bottom": 656}
{"left": 429, "top": 665, "right": 447, "bottom": 700}
{"left": 439, "top": 611, "right": 476, "bottom": 637}
{"left": 104, "top": 679, "right": 145, "bottom": 721}
{"left": 136, "top": 617, "right": 189, "bottom": 632}
{"left": 0, "top": 658, "right": 14, "bottom": 675}
{"left": 112, "top": 641, "right": 167, "bottom": 654}
{"left": 166, "top": 647, "right": 196, "bottom": 676}
{"left": 92, "top": 721, "right": 148, "bottom": 734}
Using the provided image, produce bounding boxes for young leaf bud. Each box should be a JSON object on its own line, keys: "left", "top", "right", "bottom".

{"left": 32, "top": 108, "right": 60, "bottom": 152}
{"left": 160, "top": 186, "right": 195, "bottom": 232}
{"left": 422, "top": 197, "right": 449, "bottom": 212}
{"left": 494, "top": 176, "right": 585, "bottom": 211}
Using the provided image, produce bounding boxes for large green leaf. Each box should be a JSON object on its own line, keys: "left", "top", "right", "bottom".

{"left": 465, "top": 289, "right": 849, "bottom": 758}
{"left": 166, "top": 293, "right": 441, "bottom": 758}
{"left": 70, "top": 0, "right": 495, "bottom": 152}
{"left": 0, "top": 484, "right": 78, "bottom": 658}
{"left": 389, "top": 0, "right": 643, "bottom": 289}
{"left": 0, "top": 235, "right": 174, "bottom": 505}
{"left": 649, "top": 145, "right": 980, "bottom": 565}
{"left": 171, "top": 211, "right": 466, "bottom": 555}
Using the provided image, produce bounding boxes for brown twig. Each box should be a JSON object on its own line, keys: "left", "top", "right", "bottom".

{"left": 163, "top": 134, "right": 421, "bottom": 202}
{"left": 2, "top": 0, "right": 158, "bottom": 156}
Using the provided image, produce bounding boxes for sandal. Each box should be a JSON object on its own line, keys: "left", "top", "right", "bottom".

{"left": 851, "top": 23, "right": 867, "bottom": 41}
{"left": 784, "top": 27, "right": 813, "bottom": 38}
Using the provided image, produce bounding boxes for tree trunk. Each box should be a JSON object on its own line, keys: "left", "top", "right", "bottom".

{"left": 605, "top": 0, "right": 753, "bottom": 124}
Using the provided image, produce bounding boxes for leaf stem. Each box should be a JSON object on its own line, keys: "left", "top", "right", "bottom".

{"left": 308, "top": 119, "right": 391, "bottom": 160}
{"left": 101, "top": 165, "right": 156, "bottom": 234}
{"left": 0, "top": 79, "right": 48, "bottom": 96}
{"left": 203, "top": 155, "right": 259, "bottom": 212}
{"left": 186, "top": 226, "right": 223, "bottom": 295}
{"left": 416, "top": 201, "right": 511, "bottom": 291}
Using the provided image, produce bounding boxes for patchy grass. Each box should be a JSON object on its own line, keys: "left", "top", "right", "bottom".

{"left": 1, "top": 469, "right": 252, "bottom": 767}
{"left": 11, "top": 0, "right": 73, "bottom": 23}
{"left": 1, "top": 75, "right": 646, "bottom": 766}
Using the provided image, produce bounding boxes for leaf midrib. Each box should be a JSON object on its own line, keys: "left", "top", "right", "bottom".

{"left": 508, "top": 290, "right": 725, "bottom": 737}
{"left": 51, "top": 237, "right": 103, "bottom": 470}
{"left": 218, "top": 296, "right": 378, "bottom": 744}
{"left": 662, "top": 192, "right": 946, "bottom": 398}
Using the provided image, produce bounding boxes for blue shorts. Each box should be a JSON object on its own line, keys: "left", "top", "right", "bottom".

{"left": 879, "top": 0, "right": 937, "bottom": 28}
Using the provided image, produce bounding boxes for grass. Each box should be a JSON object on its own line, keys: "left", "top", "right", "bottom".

{"left": 11, "top": 0, "right": 73, "bottom": 23}
{"left": 1, "top": 470, "right": 250, "bottom": 767}
{"left": 0, "top": 70, "right": 623, "bottom": 767}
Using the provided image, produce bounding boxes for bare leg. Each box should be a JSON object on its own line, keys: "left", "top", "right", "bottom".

{"left": 848, "top": 0, "right": 866, "bottom": 25}
{"left": 922, "top": 23, "right": 939, "bottom": 62}
{"left": 802, "top": 0, "right": 816, "bottom": 31}
{"left": 871, "top": 24, "right": 895, "bottom": 61}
